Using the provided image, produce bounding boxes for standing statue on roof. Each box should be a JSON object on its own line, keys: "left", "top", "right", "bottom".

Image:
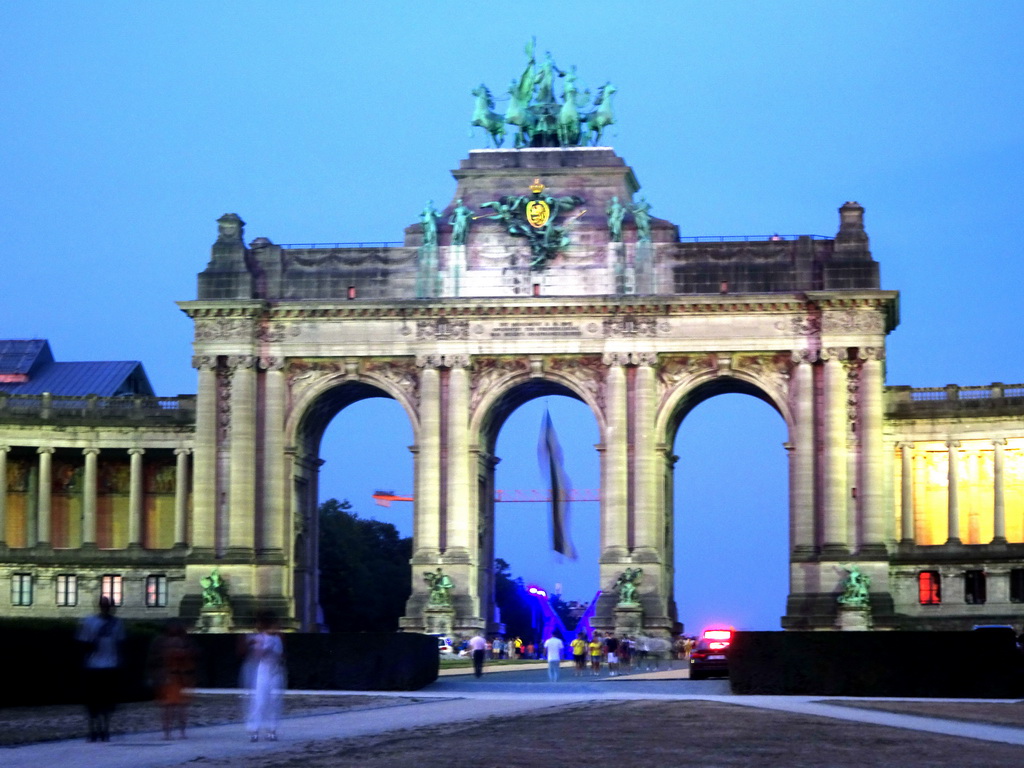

{"left": 449, "top": 199, "right": 473, "bottom": 246}
{"left": 631, "top": 197, "right": 652, "bottom": 243}
{"left": 606, "top": 196, "right": 625, "bottom": 242}
{"left": 420, "top": 200, "right": 441, "bottom": 247}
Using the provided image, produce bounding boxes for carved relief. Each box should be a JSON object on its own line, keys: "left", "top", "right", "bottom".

{"left": 846, "top": 356, "right": 863, "bottom": 435}
{"left": 259, "top": 356, "right": 286, "bottom": 371}
{"left": 775, "top": 315, "right": 821, "bottom": 336}
{"left": 822, "top": 310, "right": 886, "bottom": 335}
{"left": 194, "top": 318, "right": 254, "bottom": 342}
{"left": 470, "top": 357, "right": 530, "bottom": 413}
{"left": 217, "top": 367, "right": 232, "bottom": 442}
{"left": 363, "top": 359, "right": 421, "bottom": 407}
{"left": 257, "top": 322, "right": 300, "bottom": 343}
{"left": 733, "top": 353, "right": 793, "bottom": 401}
{"left": 658, "top": 354, "right": 716, "bottom": 395}
{"left": 547, "top": 355, "right": 606, "bottom": 411}
{"left": 416, "top": 317, "right": 470, "bottom": 340}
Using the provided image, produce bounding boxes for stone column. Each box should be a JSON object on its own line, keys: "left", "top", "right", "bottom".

{"left": 992, "top": 438, "right": 1007, "bottom": 544}
{"left": 859, "top": 348, "right": 886, "bottom": 553}
{"left": 191, "top": 356, "right": 218, "bottom": 554}
{"left": 128, "top": 448, "right": 144, "bottom": 548}
{"left": 821, "top": 348, "right": 849, "bottom": 554}
{"left": 415, "top": 357, "right": 442, "bottom": 557}
{"left": 36, "top": 447, "right": 54, "bottom": 546}
{"left": 173, "top": 448, "right": 190, "bottom": 546}
{"left": 445, "top": 356, "right": 473, "bottom": 561}
{"left": 632, "top": 354, "right": 660, "bottom": 556}
{"left": 261, "top": 358, "right": 287, "bottom": 554}
{"left": 82, "top": 448, "right": 99, "bottom": 547}
{"left": 0, "top": 446, "right": 8, "bottom": 547}
{"left": 791, "top": 351, "right": 816, "bottom": 554}
{"left": 898, "top": 442, "right": 915, "bottom": 543}
{"left": 228, "top": 356, "right": 257, "bottom": 554}
{"left": 602, "top": 354, "right": 629, "bottom": 558}
{"left": 946, "top": 440, "right": 961, "bottom": 544}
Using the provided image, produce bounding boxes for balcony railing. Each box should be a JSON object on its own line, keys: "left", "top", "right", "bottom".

{"left": 0, "top": 393, "right": 196, "bottom": 424}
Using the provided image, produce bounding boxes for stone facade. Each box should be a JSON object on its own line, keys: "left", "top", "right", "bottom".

{"left": 2, "top": 147, "right": 1021, "bottom": 633}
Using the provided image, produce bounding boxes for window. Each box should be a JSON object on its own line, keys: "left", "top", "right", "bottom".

{"left": 918, "top": 571, "right": 941, "bottom": 605}
{"left": 1011, "top": 569, "right": 1024, "bottom": 603}
{"left": 145, "top": 575, "right": 168, "bottom": 607}
{"left": 964, "top": 570, "right": 987, "bottom": 604}
{"left": 12, "top": 573, "right": 33, "bottom": 606}
{"left": 56, "top": 574, "right": 78, "bottom": 607}
{"left": 101, "top": 574, "right": 123, "bottom": 606}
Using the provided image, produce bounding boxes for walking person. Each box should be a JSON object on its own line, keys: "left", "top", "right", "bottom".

{"left": 543, "top": 631, "right": 565, "bottom": 682}
{"left": 469, "top": 632, "right": 487, "bottom": 678}
{"left": 242, "top": 611, "right": 285, "bottom": 742}
{"left": 149, "top": 620, "right": 197, "bottom": 739}
{"left": 77, "top": 595, "right": 126, "bottom": 742}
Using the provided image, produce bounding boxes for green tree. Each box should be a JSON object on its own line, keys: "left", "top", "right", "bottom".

{"left": 493, "top": 558, "right": 536, "bottom": 640}
{"left": 318, "top": 498, "right": 412, "bottom": 632}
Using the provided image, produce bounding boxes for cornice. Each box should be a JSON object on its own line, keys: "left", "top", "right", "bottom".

{"left": 234, "top": 291, "right": 899, "bottom": 322}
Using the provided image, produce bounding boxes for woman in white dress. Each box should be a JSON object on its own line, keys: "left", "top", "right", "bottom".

{"left": 242, "top": 611, "right": 285, "bottom": 742}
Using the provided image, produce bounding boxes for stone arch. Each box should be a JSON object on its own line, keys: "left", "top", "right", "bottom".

{"left": 656, "top": 356, "right": 794, "bottom": 444}
{"left": 286, "top": 366, "right": 421, "bottom": 451}
{"left": 283, "top": 367, "right": 420, "bottom": 630}
{"left": 469, "top": 363, "right": 607, "bottom": 446}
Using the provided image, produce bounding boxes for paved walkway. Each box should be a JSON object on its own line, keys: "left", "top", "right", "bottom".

{"left": 4, "top": 669, "right": 1024, "bottom": 767}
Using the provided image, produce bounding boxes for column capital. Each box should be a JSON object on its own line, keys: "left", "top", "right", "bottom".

{"left": 896, "top": 441, "right": 915, "bottom": 451}
{"left": 82, "top": 447, "right": 101, "bottom": 456}
{"left": 128, "top": 447, "right": 146, "bottom": 457}
{"left": 226, "top": 354, "right": 258, "bottom": 370}
{"left": 791, "top": 348, "right": 818, "bottom": 364}
{"left": 858, "top": 346, "right": 885, "bottom": 362}
{"left": 992, "top": 438, "right": 1008, "bottom": 447}
{"left": 415, "top": 353, "right": 469, "bottom": 369}
{"left": 173, "top": 447, "right": 193, "bottom": 457}
{"left": 259, "top": 356, "right": 286, "bottom": 371}
{"left": 945, "top": 439, "right": 961, "bottom": 450}
{"left": 821, "top": 347, "right": 848, "bottom": 362}
{"left": 36, "top": 446, "right": 55, "bottom": 455}
{"left": 192, "top": 355, "right": 218, "bottom": 371}
{"left": 0, "top": 445, "right": 10, "bottom": 454}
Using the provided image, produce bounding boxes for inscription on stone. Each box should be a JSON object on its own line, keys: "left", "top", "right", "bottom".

{"left": 488, "top": 321, "right": 583, "bottom": 339}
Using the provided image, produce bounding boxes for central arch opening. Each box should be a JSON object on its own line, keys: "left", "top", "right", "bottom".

{"left": 483, "top": 381, "right": 600, "bottom": 636}
{"left": 669, "top": 386, "right": 789, "bottom": 634}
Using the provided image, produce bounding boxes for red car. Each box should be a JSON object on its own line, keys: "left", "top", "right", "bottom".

{"left": 688, "top": 629, "right": 732, "bottom": 680}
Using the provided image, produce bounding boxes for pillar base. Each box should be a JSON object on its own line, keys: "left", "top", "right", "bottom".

{"left": 195, "top": 605, "right": 234, "bottom": 633}
{"left": 423, "top": 606, "right": 455, "bottom": 637}
{"left": 836, "top": 604, "right": 873, "bottom": 631}
{"left": 614, "top": 603, "right": 643, "bottom": 637}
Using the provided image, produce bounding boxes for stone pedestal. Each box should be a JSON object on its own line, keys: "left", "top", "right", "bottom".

{"left": 614, "top": 603, "right": 643, "bottom": 637}
{"left": 196, "top": 605, "right": 234, "bottom": 633}
{"left": 424, "top": 606, "right": 455, "bottom": 637}
{"left": 836, "top": 604, "right": 872, "bottom": 631}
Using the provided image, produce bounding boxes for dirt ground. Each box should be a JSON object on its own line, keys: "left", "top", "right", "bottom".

{"left": 4, "top": 697, "right": 1024, "bottom": 767}
{"left": 181, "top": 700, "right": 1024, "bottom": 768}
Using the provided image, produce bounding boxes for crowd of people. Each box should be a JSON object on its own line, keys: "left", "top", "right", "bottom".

{"left": 448, "top": 629, "right": 697, "bottom": 681}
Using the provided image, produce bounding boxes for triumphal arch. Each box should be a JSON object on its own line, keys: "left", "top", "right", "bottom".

{"left": 169, "top": 49, "right": 1023, "bottom": 635}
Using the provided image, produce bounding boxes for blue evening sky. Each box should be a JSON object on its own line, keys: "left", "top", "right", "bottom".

{"left": 3, "top": 2, "right": 1022, "bottom": 632}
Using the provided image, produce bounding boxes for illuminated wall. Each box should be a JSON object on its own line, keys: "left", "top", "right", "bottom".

{"left": 894, "top": 438, "right": 1024, "bottom": 545}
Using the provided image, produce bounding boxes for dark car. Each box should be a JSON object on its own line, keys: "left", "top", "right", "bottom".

{"left": 688, "top": 629, "right": 732, "bottom": 680}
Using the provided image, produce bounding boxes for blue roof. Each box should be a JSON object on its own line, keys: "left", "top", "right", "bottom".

{"left": 0, "top": 339, "right": 53, "bottom": 376}
{"left": 0, "top": 340, "right": 154, "bottom": 397}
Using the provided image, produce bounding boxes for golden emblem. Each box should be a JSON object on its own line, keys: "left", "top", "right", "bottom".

{"left": 526, "top": 199, "right": 550, "bottom": 229}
